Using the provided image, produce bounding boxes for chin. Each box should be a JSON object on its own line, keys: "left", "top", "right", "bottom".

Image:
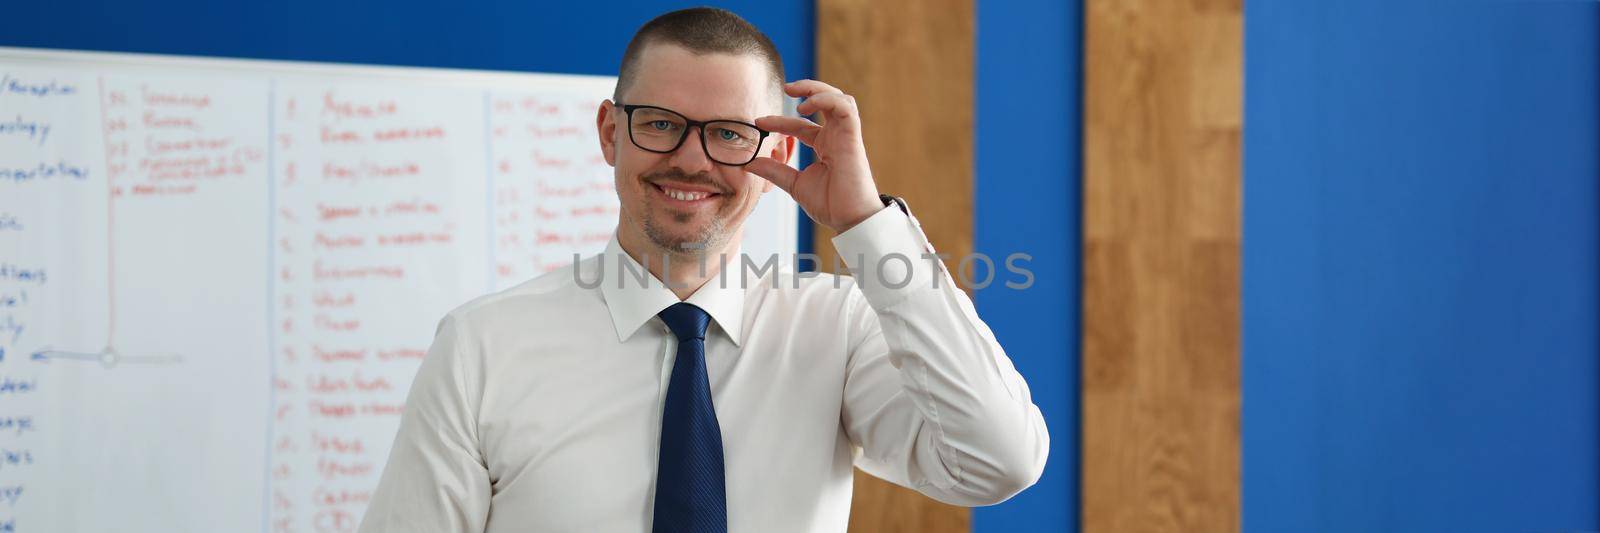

{"left": 646, "top": 218, "right": 728, "bottom": 254}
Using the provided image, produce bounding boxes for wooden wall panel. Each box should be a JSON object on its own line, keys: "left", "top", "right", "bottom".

{"left": 1082, "top": 0, "right": 1242, "bottom": 531}
{"left": 815, "top": 0, "right": 973, "bottom": 531}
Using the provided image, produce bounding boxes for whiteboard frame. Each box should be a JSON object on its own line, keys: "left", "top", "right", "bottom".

{"left": 0, "top": 46, "right": 617, "bottom": 91}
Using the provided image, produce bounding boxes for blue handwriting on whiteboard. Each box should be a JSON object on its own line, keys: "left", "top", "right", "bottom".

{"left": 0, "top": 116, "right": 50, "bottom": 146}
{"left": 0, "top": 73, "right": 77, "bottom": 98}
{"left": 0, "top": 289, "right": 22, "bottom": 307}
{"left": 0, "top": 377, "right": 34, "bottom": 395}
{"left": 0, "top": 417, "right": 32, "bottom": 437}
{"left": 0, "top": 265, "right": 45, "bottom": 284}
{"left": 0, "top": 213, "right": 20, "bottom": 232}
{"left": 0, "top": 316, "right": 21, "bottom": 344}
{"left": 0, "top": 485, "right": 20, "bottom": 507}
{"left": 0, "top": 161, "right": 89, "bottom": 184}
{"left": 0, "top": 448, "right": 32, "bottom": 469}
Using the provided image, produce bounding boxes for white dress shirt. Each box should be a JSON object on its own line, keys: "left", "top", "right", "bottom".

{"left": 358, "top": 204, "right": 1049, "bottom": 532}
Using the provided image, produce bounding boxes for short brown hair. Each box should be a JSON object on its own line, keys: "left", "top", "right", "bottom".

{"left": 613, "top": 7, "right": 786, "bottom": 110}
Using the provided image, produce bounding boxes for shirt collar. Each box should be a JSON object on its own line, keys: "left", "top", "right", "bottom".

{"left": 597, "top": 233, "right": 747, "bottom": 346}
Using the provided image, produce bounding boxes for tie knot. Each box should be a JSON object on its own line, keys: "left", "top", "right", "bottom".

{"left": 657, "top": 302, "right": 711, "bottom": 341}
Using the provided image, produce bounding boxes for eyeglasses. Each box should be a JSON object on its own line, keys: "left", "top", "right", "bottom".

{"left": 615, "top": 103, "right": 770, "bottom": 166}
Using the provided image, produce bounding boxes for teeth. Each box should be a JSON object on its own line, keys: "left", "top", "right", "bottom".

{"left": 661, "top": 186, "right": 710, "bottom": 201}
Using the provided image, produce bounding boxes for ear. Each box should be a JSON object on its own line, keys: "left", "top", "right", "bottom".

{"left": 597, "top": 99, "right": 618, "bottom": 166}
{"left": 778, "top": 134, "right": 796, "bottom": 165}
{"left": 757, "top": 134, "right": 797, "bottom": 193}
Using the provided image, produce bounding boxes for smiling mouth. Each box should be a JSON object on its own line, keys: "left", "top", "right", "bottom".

{"left": 650, "top": 182, "right": 723, "bottom": 204}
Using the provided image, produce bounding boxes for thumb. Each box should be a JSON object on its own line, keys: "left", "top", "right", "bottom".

{"left": 745, "top": 156, "right": 800, "bottom": 193}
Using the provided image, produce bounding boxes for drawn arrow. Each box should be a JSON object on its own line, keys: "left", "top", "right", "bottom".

{"left": 29, "top": 346, "right": 183, "bottom": 368}
{"left": 31, "top": 349, "right": 98, "bottom": 363}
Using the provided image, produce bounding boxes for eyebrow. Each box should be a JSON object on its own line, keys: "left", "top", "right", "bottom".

{"left": 626, "top": 103, "right": 762, "bottom": 125}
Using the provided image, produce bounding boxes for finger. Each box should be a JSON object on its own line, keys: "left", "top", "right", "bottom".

{"left": 785, "top": 79, "right": 843, "bottom": 98}
{"left": 744, "top": 156, "right": 800, "bottom": 193}
{"left": 795, "top": 92, "right": 859, "bottom": 123}
{"left": 755, "top": 115, "right": 822, "bottom": 145}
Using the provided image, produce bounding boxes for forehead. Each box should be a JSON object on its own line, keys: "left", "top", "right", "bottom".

{"left": 624, "top": 43, "right": 774, "bottom": 121}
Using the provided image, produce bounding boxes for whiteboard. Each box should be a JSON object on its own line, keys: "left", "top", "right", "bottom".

{"left": 0, "top": 47, "right": 797, "bottom": 533}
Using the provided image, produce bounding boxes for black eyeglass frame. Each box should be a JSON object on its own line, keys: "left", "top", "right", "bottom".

{"left": 615, "top": 103, "right": 772, "bottom": 166}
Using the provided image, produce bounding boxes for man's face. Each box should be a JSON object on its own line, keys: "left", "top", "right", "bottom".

{"left": 597, "top": 43, "right": 792, "bottom": 256}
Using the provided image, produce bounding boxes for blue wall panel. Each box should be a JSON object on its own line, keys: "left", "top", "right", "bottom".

{"left": 2, "top": 1, "right": 811, "bottom": 80}
{"left": 974, "top": 0, "right": 1080, "bottom": 531}
{"left": 1244, "top": 1, "right": 1599, "bottom": 531}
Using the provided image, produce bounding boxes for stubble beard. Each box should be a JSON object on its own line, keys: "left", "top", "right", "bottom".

{"left": 643, "top": 204, "right": 730, "bottom": 258}
{"left": 636, "top": 168, "right": 738, "bottom": 259}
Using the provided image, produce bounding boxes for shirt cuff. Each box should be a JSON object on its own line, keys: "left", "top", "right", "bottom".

{"left": 830, "top": 203, "right": 942, "bottom": 309}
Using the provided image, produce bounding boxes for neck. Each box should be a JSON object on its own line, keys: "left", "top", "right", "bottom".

{"left": 617, "top": 227, "right": 741, "bottom": 300}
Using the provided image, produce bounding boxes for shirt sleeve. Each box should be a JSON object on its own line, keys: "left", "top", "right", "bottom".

{"left": 359, "top": 312, "right": 491, "bottom": 532}
{"left": 832, "top": 204, "right": 1050, "bottom": 506}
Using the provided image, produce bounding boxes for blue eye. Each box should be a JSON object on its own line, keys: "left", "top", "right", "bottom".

{"left": 718, "top": 129, "right": 740, "bottom": 141}
{"left": 649, "top": 120, "right": 675, "bottom": 131}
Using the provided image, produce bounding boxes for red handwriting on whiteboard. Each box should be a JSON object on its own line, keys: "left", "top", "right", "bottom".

{"left": 316, "top": 204, "right": 362, "bottom": 222}
{"left": 383, "top": 198, "right": 441, "bottom": 216}
{"left": 376, "top": 348, "right": 424, "bottom": 362}
{"left": 145, "top": 136, "right": 232, "bottom": 154}
{"left": 311, "top": 432, "right": 366, "bottom": 454}
{"left": 140, "top": 86, "right": 211, "bottom": 109}
{"left": 314, "top": 233, "right": 365, "bottom": 250}
{"left": 314, "top": 508, "right": 358, "bottom": 533}
{"left": 305, "top": 372, "right": 391, "bottom": 394}
{"left": 312, "top": 291, "right": 355, "bottom": 308}
{"left": 320, "top": 126, "right": 363, "bottom": 144}
{"left": 322, "top": 160, "right": 422, "bottom": 182}
{"left": 313, "top": 314, "right": 361, "bottom": 332}
{"left": 142, "top": 111, "right": 200, "bottom": 130}
{"left": 312, "top": 261, "right": 405, "bottom": 282}
{"left": 312, "top": 487, "right": 372, "bottom": 507}
{"left": 322, "top": 92, "right": 398, "bottom": 122}
{"left": 375, "top": 229, "right": 455, "bottom": 247}
{"left": 372, "top": 126, "right": 445, "bottom": 142}
{"left": 312, "top": 345, "right": 367, "bottom": 363}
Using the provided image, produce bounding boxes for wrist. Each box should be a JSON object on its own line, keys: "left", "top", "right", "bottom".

{"left": 830, "top": 195, "right": 890, "bottom": 233}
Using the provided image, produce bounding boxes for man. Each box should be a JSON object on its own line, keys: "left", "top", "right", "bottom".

{"left": 360, "top": 7, "right": 1047, "bottom": 532}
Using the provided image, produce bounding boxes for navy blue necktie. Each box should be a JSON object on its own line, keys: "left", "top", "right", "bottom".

{"left": 652, "top": 303, "right": 727, "bottom": 532}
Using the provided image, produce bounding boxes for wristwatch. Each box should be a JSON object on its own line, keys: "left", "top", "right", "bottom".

{"left": 876, "top": 193, "right": 938, "bottom": 256}
{"left": 880, "top": 193, "right": 909, "bottom": 215}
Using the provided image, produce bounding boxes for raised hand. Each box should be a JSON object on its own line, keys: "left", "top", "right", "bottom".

{"left": 747, "top": 79, "right": 884, "bottom": 233}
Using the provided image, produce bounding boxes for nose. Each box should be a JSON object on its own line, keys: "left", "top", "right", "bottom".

{"left": 666, "top": 124, "right": 715, "bottom": 173}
